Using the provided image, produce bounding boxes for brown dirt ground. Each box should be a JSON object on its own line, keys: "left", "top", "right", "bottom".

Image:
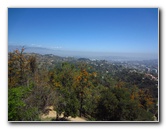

{"left": 40, "top": 106, "right": 87, "bottom": 121}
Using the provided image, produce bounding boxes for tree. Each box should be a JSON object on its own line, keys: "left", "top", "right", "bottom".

{"left": 95, "top": 88, "right": 118, "bottom": 121}
{"left": 8, "top": 47, "right": 30, "bottom": 87}
{"left": 74, "top": 64, "right": 93, "bottom": 117}
{"left": 95, "top": 85, "right": 154, "bottom": 121}
{"left": 8, "top": 86, "right": 40, "bottom": 121}
{"left": 139, "top": 89, "right": 154, "bottom": 112}
{"left": 48, "top": 62, "right": 80, "bottom": 119}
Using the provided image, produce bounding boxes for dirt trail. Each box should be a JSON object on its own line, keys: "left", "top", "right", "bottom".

{"left": 40, "top": 106, "right": 87, "bottom": 121}
{"left": 67, "top": 116, "right": 86, "bottom": 121}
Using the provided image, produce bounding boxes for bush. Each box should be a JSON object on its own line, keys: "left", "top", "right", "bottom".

{"left": 8, "top": 86, "right": 40, "bottom": 121}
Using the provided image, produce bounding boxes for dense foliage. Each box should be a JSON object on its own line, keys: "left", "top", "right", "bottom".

{"left": 8, "top": 48, "right": 158, "bottom": 121}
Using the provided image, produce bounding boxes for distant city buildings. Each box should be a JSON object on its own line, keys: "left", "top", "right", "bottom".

{"left": 146, "top": 67, "right": 151, "bottom": 72}
{"left": 152, "top": 69, "right": 158, "bottom": 74}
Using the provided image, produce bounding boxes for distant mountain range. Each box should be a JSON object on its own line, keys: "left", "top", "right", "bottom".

{"left": 8, "top": 45, "right": 158, "bottom": 61}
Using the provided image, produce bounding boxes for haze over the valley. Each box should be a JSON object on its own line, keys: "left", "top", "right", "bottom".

{"left": 9, "top": 45, "right": 158, "bottom": 61}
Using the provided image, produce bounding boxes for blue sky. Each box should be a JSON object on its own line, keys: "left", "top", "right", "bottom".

{"left": 8, "top": 8, "right": 158, "bottom": 55}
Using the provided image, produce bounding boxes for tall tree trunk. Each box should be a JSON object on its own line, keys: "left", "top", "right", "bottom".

{"left": 80, "top": 93, "right": 83, "bottom": 117}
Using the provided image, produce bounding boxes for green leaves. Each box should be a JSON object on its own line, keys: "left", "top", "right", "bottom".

{"left": 94, "top": 86, "right": 154, "bottom": 121}
{"left": 8, "top": 51, "right": 157, "bottom": 121}
{"left": 8, "top": 86, "right": 40, "bottom": 121}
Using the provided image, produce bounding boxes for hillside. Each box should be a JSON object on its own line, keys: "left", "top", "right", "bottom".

{"left": 8, "top": 48, "right": 158, "bottom": 121}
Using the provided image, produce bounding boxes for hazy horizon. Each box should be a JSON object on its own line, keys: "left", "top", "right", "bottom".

{"left": 8, "top": 45, "right": 158, "bottom": 61}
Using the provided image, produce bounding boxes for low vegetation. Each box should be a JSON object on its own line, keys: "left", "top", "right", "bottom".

{"left": 8, "top": 48, "right": 158, "bottom": 121}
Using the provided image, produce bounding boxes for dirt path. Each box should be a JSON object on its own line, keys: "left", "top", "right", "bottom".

{"left": 40, "top": 106, "right": 87, "bottom": 121}
{"left": 67, "top": 116, "right": 87, "bottom": 121}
